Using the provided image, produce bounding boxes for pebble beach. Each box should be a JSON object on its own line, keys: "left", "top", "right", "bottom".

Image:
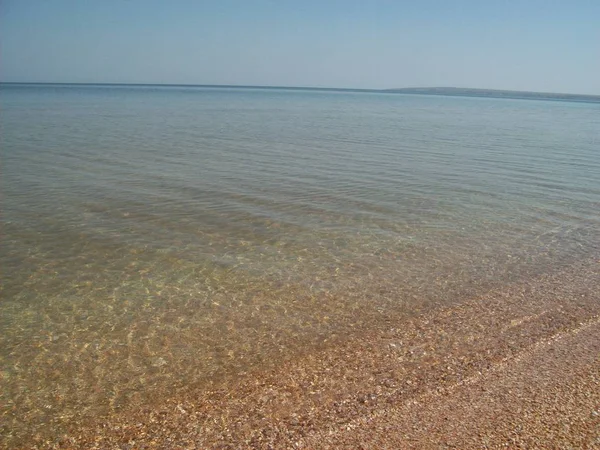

{"left": 37, "top": 257, "right": 600, "bottom": 449}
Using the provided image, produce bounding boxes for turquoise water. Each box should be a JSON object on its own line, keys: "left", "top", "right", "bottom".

{"left": 1, "top": 84, "right": 599, "bottom": 442}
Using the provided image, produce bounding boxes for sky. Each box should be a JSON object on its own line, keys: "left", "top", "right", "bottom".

{"left": 1, "top": 0, "right": 599, "bottom": 94}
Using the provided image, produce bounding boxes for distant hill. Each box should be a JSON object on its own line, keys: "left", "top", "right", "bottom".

{"left": 384, "top": 87, "right": 600, "bottom": 103}
{"left": 3, "top": 83, "right": 599, "bottom": 103}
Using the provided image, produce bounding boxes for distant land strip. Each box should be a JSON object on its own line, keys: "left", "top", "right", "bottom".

{"left": 2, "top": 82, "right": 600, "bottom": 103}
{"left": 383, "top": 87, "right": 600, "bottom": 103}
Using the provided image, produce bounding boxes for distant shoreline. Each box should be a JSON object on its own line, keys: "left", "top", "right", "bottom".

{"left": 383, "top": 86, "right": 600, "bottom": 104}
{"left": 2, "top": 82, "right": 600, "bottom": 104}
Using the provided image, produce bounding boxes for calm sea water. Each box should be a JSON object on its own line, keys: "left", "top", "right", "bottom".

{"left": 1, "top": 84, "right": 599, "bottom": 442}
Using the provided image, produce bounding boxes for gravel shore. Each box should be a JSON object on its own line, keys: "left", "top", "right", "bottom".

{"left": 29, "top": 258, "right": 600, "bottom": 448}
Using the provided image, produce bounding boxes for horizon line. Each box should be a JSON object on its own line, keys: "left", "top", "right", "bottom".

{"left": 1, "top": 82, "right": 599, "bottom": 100}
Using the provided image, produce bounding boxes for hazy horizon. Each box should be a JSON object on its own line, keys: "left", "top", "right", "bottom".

{"left": 2, "top": 82, "right": 600, "bottom": 97}
{"left": 1, "top": 1, "right": 599, "bottom": 95}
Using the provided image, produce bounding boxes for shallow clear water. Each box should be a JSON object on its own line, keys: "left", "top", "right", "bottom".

{"left": 1, "top": 84, "right": 599, "bottom": 441}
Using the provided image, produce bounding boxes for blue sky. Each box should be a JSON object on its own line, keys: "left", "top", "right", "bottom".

{"left": 1, "top": 0, "right": 599, "bottom": 94}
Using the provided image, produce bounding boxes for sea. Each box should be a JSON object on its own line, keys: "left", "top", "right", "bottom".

{"left": 1, "top": 83, "right": 599, "bottom": 443}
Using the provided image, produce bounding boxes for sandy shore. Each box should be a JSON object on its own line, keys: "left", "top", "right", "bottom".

{"left": 30, "top": 258, "right": 600, "bottom": 448}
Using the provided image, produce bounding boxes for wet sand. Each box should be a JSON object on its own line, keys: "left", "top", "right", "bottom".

{"left": 22, "top": 258, "right": 600, "bottom": 448}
